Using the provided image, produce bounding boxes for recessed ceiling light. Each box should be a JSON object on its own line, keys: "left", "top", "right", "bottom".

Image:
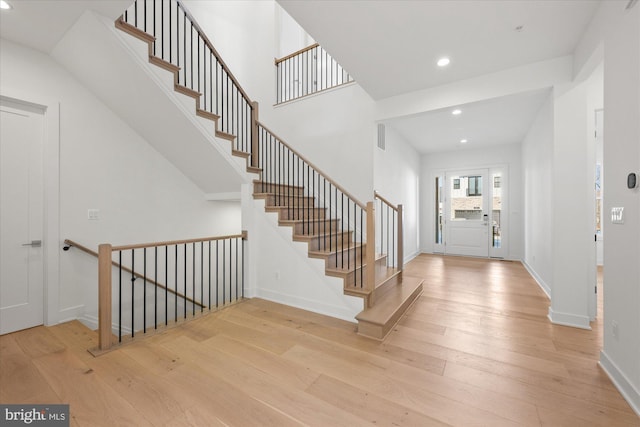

{"left": 460, "top": 139, "right": 468, "bottom": 144}
{"left": 437, "top": 57, "right": 450, "bottom": 67}
{"left": 452, "top": 109, "right": 462, "bottom": 115}
{"left": 0, "top": 0, "right": 12, "bottom": 10}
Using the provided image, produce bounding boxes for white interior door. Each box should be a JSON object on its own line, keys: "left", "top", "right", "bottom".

{"left": 445, "top": 170, "right": 489, "bottom": 257}
{"left": 0, "top": 100, "right": 45, "bottom": 335}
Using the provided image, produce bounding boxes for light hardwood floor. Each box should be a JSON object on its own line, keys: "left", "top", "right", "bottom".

{"left": 1, "top": 254, "right": 638, "bottom": 426}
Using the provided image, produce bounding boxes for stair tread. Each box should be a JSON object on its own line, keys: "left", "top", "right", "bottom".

{"left": 308, "top": 242, "right": 365, "bottom": 257}
{"left": 355, "top": 276, "right": 423, "bottom": 325}
{"left": 280, "top": 218, "right": 339, "bottom": 225}
{"left": 254, "top": 180, "right": 304, "bottom": 190}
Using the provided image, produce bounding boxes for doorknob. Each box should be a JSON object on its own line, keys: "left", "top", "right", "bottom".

{"left": 22, "top": 240, "right": 42, "bottom": 247}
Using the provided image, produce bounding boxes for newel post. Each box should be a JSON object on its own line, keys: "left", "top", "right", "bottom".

{"left": 97, "top": 244, "right": 113, "bottom": 352}
{"left": 366, "top": 202, "right": 376, "bottom": 295}
{"left": 397, "top": 204, "right": 404, "bottom": 272}
{"left": 250, "top": 101, "right": 259, "bottom": 168}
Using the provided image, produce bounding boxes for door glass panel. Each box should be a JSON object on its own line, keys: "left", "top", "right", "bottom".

{"left": 492, "top": 172, "right": 502, "bottom": 248}
{"left": 450, "top": 175, "right": 483, "bottom": 221}
{"left": 435, "top": 176, "right": 443, "bottom": 244}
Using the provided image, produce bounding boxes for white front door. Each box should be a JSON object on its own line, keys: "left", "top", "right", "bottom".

{"left": 0, "top": 100, "right": 45, "bottom": 335}
{"left": 445, "top": 170, "right": 490, "bottom": 257}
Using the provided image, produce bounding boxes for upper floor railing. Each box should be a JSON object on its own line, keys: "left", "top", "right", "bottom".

{"left": 275, "top": 43, "right": 355, "bottom": 104}
{"left": 121, "top": 0, "right": 257, "bottom": 161}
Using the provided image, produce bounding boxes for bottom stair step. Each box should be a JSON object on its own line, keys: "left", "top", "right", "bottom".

{"left": 355, "top": 276, "right": 423, "bottom": 340}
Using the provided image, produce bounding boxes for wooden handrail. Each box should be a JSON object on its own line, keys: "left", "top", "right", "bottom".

{"left": 374, "top": 191, "right": 398, "bottom": 211}
{"left": 111, "top": 231, "right": 247, "bottom": 251}
{"left": 275, "top": 43, "right": 320, "bottom": 65}
{"left": 176, "top": 0, "right": 253, "bottom": 104}
{"left": 257, "top": 122, "right": 367, "bottom": 209}
{"left": 64, "top": 238, "right": 205, "bottom": 309}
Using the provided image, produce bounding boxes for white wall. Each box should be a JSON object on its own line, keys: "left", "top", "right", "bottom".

{"left": 420, "top": 144, "right": 523, "bottom": 260}
{"left": 522, "top": 95, "right": 554, "bottom": 296}
{"left": 374, "top": 126, "right": 420, "bottom": 261}
{"left": 181, "top": 0, "right": 275, "bottom": 117}
{"left": 184, "top": 0, "right": 375, "bottom": 204}
{"left": 598, "top": 1, "right": 640, "bottom": 414}
{"left": 276, "top": 5, "right": 315, "bottom": 58}
{"left": 270, "top": 84, "right": 376, "bottom": 204}
{"left": 0, "top": 39, "right": 241, "bottom": 327}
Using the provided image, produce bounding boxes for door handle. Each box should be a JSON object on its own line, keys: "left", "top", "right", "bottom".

{"left": 22, "top": 240, "right": 42, "bottom": 247}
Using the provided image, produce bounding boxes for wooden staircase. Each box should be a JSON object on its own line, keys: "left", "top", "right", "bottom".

{"left": 114, "top": 9, "right": 422, "bottom": 341}
{"left": 253, "top": 181, "right": 423, "bottom": 340}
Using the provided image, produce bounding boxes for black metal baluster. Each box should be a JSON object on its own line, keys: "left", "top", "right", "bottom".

{"left": 152, "top": 0, "right": 156, "bottom": 56}
{"left": 183, "top": 243, "right": 187, "bottom": 319}
{"left": 200, "top": 241, "right": 204, "bottom": 313}
{"left": 223, "top": 239, "right": 226, "bottom": 305}
{"left": 174, "top": 244, "right": 178, "bottom": 322}
{"left": 241, "top": 237, "right": 245, "bottom": 298}
{"left": 119, "top": 251, "right": 122, "bottom": 343}
{"left": 131, "top": 249, "right": 135, "bottom": 338}
{"left": 154, "top": 246, "right": 157, "bottom": 330}
{"left": 192, "top": 242, "right": 195, "bottom": 316}
{"left": 208, "top": 241, "right": 212, "bottom": 310}
{"left": 228, "top": 239, "right": 232, "bottom": 303}
{"left": 164, "top": 245, "right": 169, "bottom": 326}
{"left": 216, "top": 240, "right": 219, "bottom": 308}
{"left": 160, "top": 0, "right": 164, "bottom": 60}
{"left": 235, "top": 237, "right": 239, "bottom": 301}
{"left": 143, "top": 247, "right": 147, "bottom": 334}
{"left": 360, "top": 208, "right": 364, "bottom": 287}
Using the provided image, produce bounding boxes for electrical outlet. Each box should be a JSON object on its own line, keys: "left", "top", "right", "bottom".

{"left": 612, "top": 320, "right": 619, "bottom": 339}
{"left": 274, "top": 270, "right": 280, "bottom": 280}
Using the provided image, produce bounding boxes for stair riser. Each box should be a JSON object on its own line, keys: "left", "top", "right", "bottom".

{"left": 254, "top": 182, "right": 305, "bottom": 196}
{"left": 277, "top": 208, "right": 327, "bottom": 221}
{"left": 261, "top": 195, "right": 316, "bottom": 208}
{"left": 325, "top": 246, "right": 366, "bottom": 270}
{"left": 308, "top": 233, "right": 353, "bottom": 251}
{"left": 292, "top": 220, "right": 340, "bottom": 235}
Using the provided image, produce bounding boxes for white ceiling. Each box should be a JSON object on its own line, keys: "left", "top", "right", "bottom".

{"left": 278, "top": 0, "right": 600, "bottom": 101}
{"left": 386, "top": 88, "right": 551, "bottom": 154}
{"left": 278, "top": 1, "right": 601, "bottom": 154}
{"left": 0, "top": 0, "right": 130, "bottom": 53}
{"left": 1, "top": 1, "right": 602, "bottom": 156}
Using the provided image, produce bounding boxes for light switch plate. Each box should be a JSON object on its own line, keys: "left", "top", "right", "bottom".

{"left": 611, "top": 207, "right": 624, "bottom": 224}
{"left": 87, "top": 209, "right": 99, "bottom": 220}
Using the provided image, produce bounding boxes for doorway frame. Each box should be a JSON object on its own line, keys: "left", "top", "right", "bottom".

{"left": 1, "top": 91, "right": 60, "bottom": 328}
{"left": 430, "top": 163, "right": 510, "bottom": 259}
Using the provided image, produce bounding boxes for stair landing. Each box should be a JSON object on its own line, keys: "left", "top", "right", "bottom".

{"left": 355, "top": 275, "right": 423, "bottom": 340}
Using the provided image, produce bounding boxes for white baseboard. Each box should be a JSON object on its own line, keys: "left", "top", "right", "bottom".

{"left": 547, "top": 307, "right": 592, "bottom": 330}
{"left": 79, "top": 314, "right": 132, "bottom": 335}
{"left": 256, "top": 288, "right": 359, "bottom": 323}
{"left": 522, "top": 260, "right": 551, "bottom": 299}
{"left": 599, "top": 350, "right": 640, "bottom": 417}
{"left": 56, "top": 304, "right": 85, "bottom": 325}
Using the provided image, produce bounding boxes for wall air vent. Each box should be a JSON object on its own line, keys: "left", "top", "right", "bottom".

{"left": 377, "top": 123, "right": 386, "bottom": 151}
